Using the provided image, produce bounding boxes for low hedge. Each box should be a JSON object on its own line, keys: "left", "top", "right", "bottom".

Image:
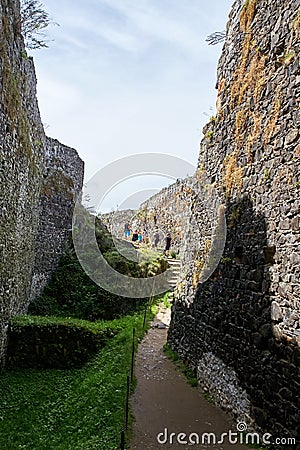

{"left": 7, "top": 316, "right": 119, "bottom": 369}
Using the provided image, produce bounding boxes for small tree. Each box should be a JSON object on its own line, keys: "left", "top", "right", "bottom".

{"left": 20, "top": 0, "right": 57, "bottom": 49}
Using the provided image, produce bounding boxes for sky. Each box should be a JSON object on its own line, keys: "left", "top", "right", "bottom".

{"left": 32, "top": 0, "right": 233, "bottom": 211}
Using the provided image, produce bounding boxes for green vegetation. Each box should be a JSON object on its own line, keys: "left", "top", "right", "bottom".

{"left": 205, "top": 129, "right": 214, "bottom": 141}
{"left": 137, "top": 246, "right": 169, "bottom": 276}
{"left": 28, "top": 246, "right": 143, "bottom": 320}
{"left": 264, "top": 168, "right": 270, "bottom": 182}
{"left": 7, "top": 316, "right": 118, "bottom": 369}
{"left": 161, "top": 292, "right": 172, "bottom": 309}
{"left": 229, "top": 205, "right": 241, "bottom": 227}
{"left": 20, "top": 0, "right": 56, "bottom": 50}
{"left": 170, "top": 250, "right": 177, "bottom": 259}
{"left": 0, "top": 14, "right": 38, "bottom": 167}
{"left": 1, "top": 208, "right": 169, "bottom": 448}
{"left": 0, "top": 204, "right": 171, "bottom": 448}
{"left": 163, "top": 343, "right": 198, "bottom": 387}
{"left": 220, "top": 256, "right": 232, "bottom": 264}
{"left": 29, "top": 217, "right": 167, "bottom": 321}
{"left": 202, "top": 391, "right": 214, "bottom": 404}
{"left": 0, "top": 308, "right": 158, "bottom": 450}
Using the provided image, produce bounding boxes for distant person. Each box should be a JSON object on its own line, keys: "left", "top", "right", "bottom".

{"left": 124, "top": 222, "right": 130, "bottom": 239}
{"left": 164, "top": 233, "right": 172, "bottom": 257}
{"left": 142, "top": 229, "right": 147, "bottom": 243}
{"left": 132, "top": 230, "right": 139, "bottom": 242}
{"left": 138, "top": 231, "right": 143, "bottom": 243}
{"left": 153, "top": 229, "right": 160, "bottom": 248}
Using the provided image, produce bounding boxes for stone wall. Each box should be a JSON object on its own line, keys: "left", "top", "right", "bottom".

{"left": 101, "top": 209, "right": 136, "bottom": 240}
{"left": 0, "top": 0, "right": 84, "bottom": 366}
{"left": 30, "top": 137, "right": 84, "bottom": 300}
{"left": 0, "top": 0, "right": 45, "bottom": 366}
{"left": 137, "top": 179, "right": 194, "bottom": 254}
{"left": 167, "top": 0, "right": 300, "bottom": 441}
{"left": 101, "top": 188, "right": 193, "bottom": 254}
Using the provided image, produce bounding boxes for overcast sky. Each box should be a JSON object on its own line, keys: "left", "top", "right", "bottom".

{"left": 32, "top": 0, "right": 233, "bottom": 211}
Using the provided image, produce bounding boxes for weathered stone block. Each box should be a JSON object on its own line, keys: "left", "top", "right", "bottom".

{"left": 285, "top": 129, "right": 299, "bottom": 146}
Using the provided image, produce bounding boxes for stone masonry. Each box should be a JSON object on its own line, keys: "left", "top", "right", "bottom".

{"left": 167, "top": 0, "right": 300, "bottom": 442}
{"left": 0, "top": 0, "right": 83, "bottom": 366}
{"left": 30, "top": 137, "right": 84, "bottom": 300}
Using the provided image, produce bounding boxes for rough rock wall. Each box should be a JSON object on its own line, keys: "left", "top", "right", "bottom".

{"left": 101, "top": 209, "right": 136, "bottom": 240}
{"left": 101, "top": 183, "right": 193, "bottom": 254}
{"left": 30, "top": 137, "right": 84, "bottom": 300}
{"left": 0, "top": 0, "right": 84, "bottom": 365}
{"left": 137, "top": 179, "right": 194, "bottom": 254}
{"left": 168, "top": 0, "right": 300, "bottom": 440}
{"left": 0, "top": 0, "right": 46, "bottom": 366}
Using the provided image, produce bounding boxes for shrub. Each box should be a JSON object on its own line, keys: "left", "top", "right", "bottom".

{"left": 29, "top": 216, "right": 167, "bottom": 320}
{"left": 7, "top": 316, "right": 118, "bottom": 369}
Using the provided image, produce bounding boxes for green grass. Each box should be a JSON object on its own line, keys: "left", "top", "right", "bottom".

{"left": 10, "top": 314, "right": 113, "bottom": 332}
{"left": 0, "top": 209, "right": 167, "bottom": 448}
{"left": 29, "top": 214, "right": 168, "bottom": 322}
{"left": 161, "top": 292, "right": 172, "bottom": 309}
{"left": 0, "top": 307, "right": 157, "bottom": 450}
{"left": 163, "top": 343, "right": 198, "bottom": 387}
{"left": 202, "top": 391, "right": 214, "bottom": 404}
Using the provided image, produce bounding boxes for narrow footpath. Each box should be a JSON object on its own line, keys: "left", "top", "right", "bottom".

{"left": 130, "top": 305, "right": 248, "bottom": 450}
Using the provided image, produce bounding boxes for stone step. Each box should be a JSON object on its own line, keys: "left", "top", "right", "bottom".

{"left": 166, "top": 259, "right": 181, "bottom": 289}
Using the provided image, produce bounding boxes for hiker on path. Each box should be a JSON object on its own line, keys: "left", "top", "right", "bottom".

{"left": 142, "top": 229, "right": 147, "bottom": 243}
{"left": 124, "top": 222, "right": 130, "bottom": 239}
{"left": 153, "top": 229, "right": 160, "bottom": 248}
{"left": 164, "top": 233, "right": 172, "bottom": 257}
{"left": 132, "top": 230, "right": 139, "bottom": 242}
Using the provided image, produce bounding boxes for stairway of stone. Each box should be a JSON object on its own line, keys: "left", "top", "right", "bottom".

{"left": 166, "top": 258, "right": 181, "bottom": 289}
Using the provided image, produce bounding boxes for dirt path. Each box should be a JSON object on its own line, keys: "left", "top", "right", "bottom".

{"left": 130, "top": 306, "right": 248, "bottom": 450}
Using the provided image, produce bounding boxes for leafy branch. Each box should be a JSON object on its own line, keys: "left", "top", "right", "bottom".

{"left": 20, "top": 0, "right": 58, "bottom": 49}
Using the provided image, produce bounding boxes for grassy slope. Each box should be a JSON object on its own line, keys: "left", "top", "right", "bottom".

{"left": 1, "top": 214, "right": 167, "bottom": 448}
{"left": 0, "top": 309, "right": 156, "bottom": 450}
{"left": 29, "top": 216, "right": 167, "bottom": 321}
